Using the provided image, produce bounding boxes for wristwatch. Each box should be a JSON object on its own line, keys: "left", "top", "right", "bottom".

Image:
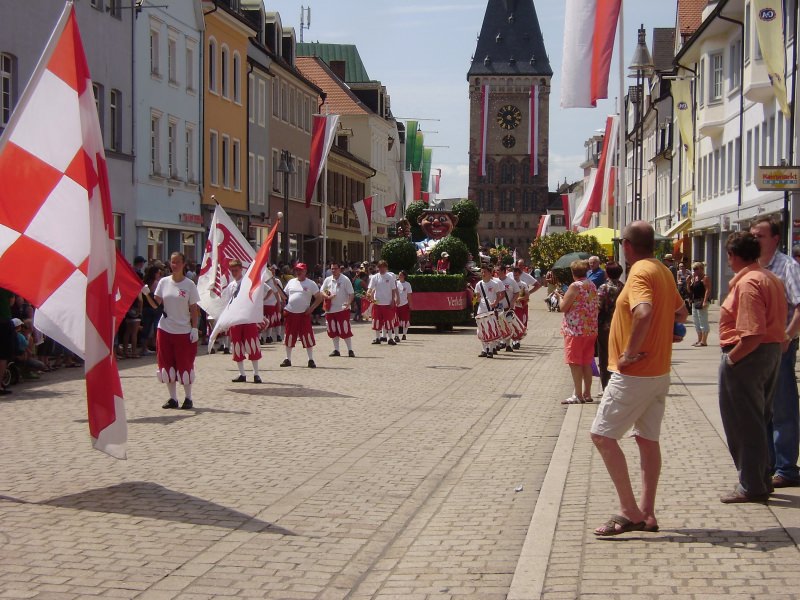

{"left": 724, "top": 354, "right": 736, "bottom": 367}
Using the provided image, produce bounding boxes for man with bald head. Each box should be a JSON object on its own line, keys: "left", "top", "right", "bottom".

{"left": 590, "top": 221, "right": 688, "bottom": 536}
{"left": 587, "top": 255, "right": 606, "bottom": 289}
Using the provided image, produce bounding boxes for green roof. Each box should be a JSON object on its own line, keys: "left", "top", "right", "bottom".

{"left": 296, "top": 42, "right": 372, "bottom": 83}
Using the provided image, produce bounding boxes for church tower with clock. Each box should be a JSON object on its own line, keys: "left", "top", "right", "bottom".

{"left": 467, "top": 0, "right": 552, "bottom": 259}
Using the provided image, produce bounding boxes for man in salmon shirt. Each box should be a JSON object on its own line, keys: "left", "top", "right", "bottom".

{"left": 590, "top": 221, "right": 688, "bottom": 536}
{"left": 718, "top": 231, "right": 787, "bottom": 503}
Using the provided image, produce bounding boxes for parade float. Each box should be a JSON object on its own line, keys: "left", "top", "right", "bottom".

{"left": 380, "top": 198, "right": 480, "bottom": 330}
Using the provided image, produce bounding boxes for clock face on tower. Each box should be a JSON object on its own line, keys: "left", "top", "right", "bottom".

{"left": 496, "top": 104, "right": 522, "bottom": 130}
{"left": 502, "top": 134, "right": 516, "bottom": 148}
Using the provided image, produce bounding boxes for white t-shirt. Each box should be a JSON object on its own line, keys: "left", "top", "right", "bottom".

{"left": 155, "top": 276, "right": 200, "bottom": 334}
{"left": 514, "top": 278, "right": 530, "bottom": 302}
{"left": 321, "top": 274, "right": 354, "bottom": 314}
{"left": 518, "top": 271, "right": 538, "bottom": 287}
{"left": 497, "top": 275, "right": 520, "bottom": 309}
{"left": 396, "top": 280, "right": 412, "bottom": 307}
{"left": 368, "top": 271, "right": 397, "bottom": 305}
{"left": 263, "top": 278, "right": 281, "bottom": 307}
{"left": 475, "top": 279, "right": 501, "bottom": 315}
{"left": 284, "top": 277, "right": 319, "bottom": 314}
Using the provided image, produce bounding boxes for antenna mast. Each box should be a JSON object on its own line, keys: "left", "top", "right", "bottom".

{"left": 300, "top": 5, "right": 311, "bottom": 43}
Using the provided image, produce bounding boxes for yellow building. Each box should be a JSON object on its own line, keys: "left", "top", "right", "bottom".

{"left": 202, "top": 1, "right": 256, "bottom": 233}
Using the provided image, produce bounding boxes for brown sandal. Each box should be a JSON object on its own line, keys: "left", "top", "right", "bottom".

{"left": 594, "top": 515, "right": 645, "bottom": 536}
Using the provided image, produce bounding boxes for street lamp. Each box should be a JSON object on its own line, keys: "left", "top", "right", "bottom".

{"left": 277, "top": 150, "right": 295, "bottom": 264}
{"left": 628, "top": 24, "right": 653, "bottom": 222}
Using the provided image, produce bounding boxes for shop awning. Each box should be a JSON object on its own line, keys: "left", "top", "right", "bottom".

{"left": 663, "top": 218, "right": 692, "bottom": 237}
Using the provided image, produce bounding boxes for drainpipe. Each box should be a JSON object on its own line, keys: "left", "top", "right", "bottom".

{"left": 784, "top": 7, "right": 799, "bottom": 252}
{"left": 717, "top": 13, "right": 744, "bottom": 210}
{"left": 247, "top": 60, "right": 253, "bottom": 227}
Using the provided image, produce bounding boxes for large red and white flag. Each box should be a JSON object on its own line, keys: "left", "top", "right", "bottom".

{"left": 384, "top": 203, "right": 398, "bottom": 218}
{"left": 580, "top": 115, "right": 619, "bottom": 227}
{"left": 561, "top": 0, "right": 622, "bottom": 108}
{"left": 305, "top": 113, "right": 340, "bottom": 207}
{"left": 208, "top": 220, "right": 279, "bottom": 350}
{"left": 353, "top": 197, "right": 372, "bottom": 236}
{"left": 528, "top": 85, "right": 540, "bottom": 177}
{"left": 478, "top": 84, "right": 490, "bottom": 176}
{"left": 403, "top": 171, "right": 422, "bottom": 207}
{"left": 561, "top": 193, "right": 573, "bottom": 230}
{"left": 571, "top": 169, "right": 598, "bottom": 230}
{"left": 535, "top": 214, "right": 552, "bottom": 238}
{"left": 197, "top": 204, "right": 255, "bottom": 321}
{"left": 0, "top": 4, "right": 126, "bottom": 458}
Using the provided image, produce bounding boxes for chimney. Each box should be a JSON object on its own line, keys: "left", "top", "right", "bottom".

{"left": 330, "top": 60, "right": 346, "bottom": 81}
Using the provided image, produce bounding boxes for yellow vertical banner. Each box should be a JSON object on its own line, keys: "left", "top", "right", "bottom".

{"left": 672, "top": 73, "right": 694, "bottom": 171}
{"left": 752, "top": 0, "right": 791, "bottom": 117}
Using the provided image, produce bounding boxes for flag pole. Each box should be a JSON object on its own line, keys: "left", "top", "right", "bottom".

{"left": 616, "top": 1, "right": 627, "bottom": 270}
{"left": 322, "top": 163, "right": 328, "bottom": 268}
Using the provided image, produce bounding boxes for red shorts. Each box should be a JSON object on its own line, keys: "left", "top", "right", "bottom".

{"left": 325, "top": 310, "right": 352, "bottom": 339}
{"left": 156, "top": 329, "right": 197, "bottom": 384}
{"left": 284, "top": 311, "right": 315, "bottom": 348}
{"left": 513, "top": 305, "right": 528, "bottom": 341}
{"left": 230, "top": 323, "right": 262, "bottom": 361}
{"left": 371, "top": 304, "right": 398, "bottom": 331}
{"left": 263, "top": 305, "right": 281, "bottom": 328}
{"left": 396, "top": 304, "right": 411, "bottom": 328}
{"left": 564, "top": 334, "right": 597, "bottom": 365}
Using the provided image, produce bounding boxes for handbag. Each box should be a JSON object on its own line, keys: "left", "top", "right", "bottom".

{"left": 692, "top": 299, "right": 704, "bottom": 310}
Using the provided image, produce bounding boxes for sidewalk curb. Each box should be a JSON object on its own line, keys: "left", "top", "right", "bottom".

{"left": 507, "top": 404, "right": 582, "bottom": 600}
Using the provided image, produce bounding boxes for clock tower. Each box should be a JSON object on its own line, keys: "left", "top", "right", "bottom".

{"left": 468, "top": 0, "right": 552, "bottom": 260}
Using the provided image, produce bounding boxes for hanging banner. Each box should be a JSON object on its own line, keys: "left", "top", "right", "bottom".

{"left": 753, "top": 0, "right": 790, "bottom": 117}
{"left": 405, "top": 120, "right": 418, "bottom": 170}
{"left": 672, "top": 73, "right": 694, "bottom": 170}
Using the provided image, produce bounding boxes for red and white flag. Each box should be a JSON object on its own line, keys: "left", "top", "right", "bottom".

{"left": 561, "top": 0, "right": 622, "bottom": 108}
{"left": 580, "top": 115, "right": 619, "bottom": 227}
{"left": 305, "top": 113, "right": 340, "bottom": 207}
{"left": 535, "top": 214, "right": 552, "bottom": 238}
{"left": 0, "top": 4, "right": 126, "bottom": 458}
{"left": 353, "top": 197, "right": 372, "bottom": 236}
{"left": 403, "top": 171, "right": 422, "bottom": 207}
{"left": 478, "top": 84, "right": 490, "bottom": 176}
{"left": 528, "top": 85, "right": 540, "bottom": 177}
{"left": 421, "top": 192, "right": 431, "bottom": 204}
{"left": 571, "top": 169, "right": 598, "bottom": 230}
{"left": 197, "top": 204, "right": 255, "bottom": 321}
{"left": 384, "top": 203, "right": 397, "bottom": 218}
{"left": 561, "top": 193, "right": 573, "bottom": 230}
{"left": 114, "top": 249, "right": 147, "bottom": 326}
{"left": 432, "top": 169, "right": 441, "bottom": 194}
{"left": 208, "top": 220, "right": 279, "bottom": 350}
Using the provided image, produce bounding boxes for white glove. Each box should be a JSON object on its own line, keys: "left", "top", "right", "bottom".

{"left": 142, "top": 284, "right": 151, "bottom": 295}
{"left": 189, "top": 328, "right": 199, "bottom": 343}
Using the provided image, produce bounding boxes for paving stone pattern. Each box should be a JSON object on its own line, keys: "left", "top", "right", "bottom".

{"left": 0, "top": 303, "right": 573, "bottom": 599}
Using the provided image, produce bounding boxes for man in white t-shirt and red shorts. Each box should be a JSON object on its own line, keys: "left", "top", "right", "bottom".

{"left": 281, "top": 262, "right": 323, "bottom": 368}
{"left": 368, "top": 260, "right": 399, "bottom": 345}
{"left": 224, "top": 260, "right": 264, "bottom": 383}
{"left": 321, "top": 261, "right": 356, "bottom": 357}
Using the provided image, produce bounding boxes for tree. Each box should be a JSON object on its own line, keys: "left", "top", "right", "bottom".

{"left": 380, "top": 238, "right": 418, "bottom": 273}
{"left": 528, "top": 231, "right": 608, "bottom": 271}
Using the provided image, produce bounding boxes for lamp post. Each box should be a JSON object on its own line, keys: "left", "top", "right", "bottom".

{"left": 276, "top": 150, "right": 295, "bottom": 264}
{"left": 628, "top": 24, "right": 654, "bottom": 222}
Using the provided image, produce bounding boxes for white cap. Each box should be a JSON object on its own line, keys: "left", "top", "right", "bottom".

{"left": 11, "top": 318, "right": 22, "bottom": 328}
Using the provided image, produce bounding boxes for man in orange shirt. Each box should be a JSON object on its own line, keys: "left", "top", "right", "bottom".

{"left": 718, "top": 232, "right": 787, "bottom": 503}
{"left": 591, "top": 221, "right": 687, "bottom": 536}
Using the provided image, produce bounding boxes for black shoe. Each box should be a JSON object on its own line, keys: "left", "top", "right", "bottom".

{"left": 348, "top": 350, "right": 355, "bottom": 357}
{"left": 0, "top": 387, "right": 11, "bottom": 396}
{"left": 180, "top": 398, "right": 193, "bottom": 410}
{"left": 381, "top": 336, "right": 388, "bottom": 342}
{"left": 486, "top": 352, "right": 493, "bottom": 358}
{"left": 372, "top": 339, "right": 381, "bottom": 345}
{"left": 209, "top": 348, "right": 216, "bottom": 354}
{"left": 479, "top": 351, "right": 488, "bottom": 357}
{"left": 513, "top": 342, "right": 521, "bottom": 350}
{"left": 265, "top": 336, "right": 273, "bottom": 344}
{"left": 402, "top": 334, "right": 407, "bottom": 340}
{"left": 280, "top": 359, "right": 291, "bottom": 367}
{"left": 232, "top": 375, "right": 247, "bottom": 383}
{"left": 493, "top": 348, "right": 499, "bottom": 355}
{"left": 388, "top": 339, "right": 397, "bottom": 346}
{"left": 308, "top": 360, "right": 316, "bottom": 368}
{"left": 223, "top": 347, "right": 230, "bottom": 355}
{"left": 505, "top": 346, "right": 514, "bottom": 352}
{"left": 276, "top": 335, "right": 282, "bottom": 342}
{"left": 162, "top": 398, "right": 178, "bottom": 409}
{"left": 329, "top": 350, "right": 341, "bottom": 357}
{"left": 394, "top": 336, "right": 400, "bottom": 342}
{"left": 253, "top": 375, "right": 262, "bottom": 384}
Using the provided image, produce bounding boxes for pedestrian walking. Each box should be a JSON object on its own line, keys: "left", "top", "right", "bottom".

{"left": 396, "top": 270, "right": 413, "bottom": 340}
{"left": 280, "top": 263, "right": 323, "bottom": 368}
{"left": 368, "top": 260, "right": 399, "bottom": 345}
{"left": 718, "top": 231, "right": 786, "bottom": 503}
{"left": 321, "top": 261, "right": 356, "bottom": 357}
{"left": 590, "top": 221, "right": 687, "bottom": 536}
{"left": 596, "top": 260, "right": 624, "bottom": 390}
{"left": 689, "top": 262, "right": 711, "bottom": 346}
{"left": 154, "top": 252, "right": 200, "bottom": 410}
{"left": 225, "top": 260, "right": 263, "bottom": 384}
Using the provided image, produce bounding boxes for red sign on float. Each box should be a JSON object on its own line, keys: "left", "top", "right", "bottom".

{"left": 409, "top": 292, "right": 469, "bottom": 311}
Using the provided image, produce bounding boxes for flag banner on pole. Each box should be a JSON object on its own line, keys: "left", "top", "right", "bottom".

{"left": 561, "top": 0, "right": 622, "bottom": 108}
{"left": 0, "top": 4, "right": 126, "bottom": 458}
{"left": 421, "top": 191, "right": 431, "bottom": 204}
{"left": 403, "top": 171, "right": 422, "bottom": 206}
{"left": 672, "top": 73, "right": 695, "bottom": 171}
{"left": 581, "top": 115, "right": 619, "bottom": 227}
{"left": 405, "top": 120, "right": 418, "bottom": 170}
{"left": 354, "top": 197, "right": 372, "bottom": 236}
{"left": 529, "top": 84, "right": 540, "bottom": 177}
{"left": 413, "top": 131, "right": 424, "bottom": 171}
{"left": 305, "top": 113, "right": 340, "bottom": 207}
{"left": 197, "top": 204, "right": 255, "bottom": 322}
{"left": 384, "top": 203, "right": 397, "bottom": 218}
{"left": 114, "top": 249, "right": 146, "bottom": 326}
{"left": 421, "top": 148, "right": 433, "bottom": 193}
{"left": 535, "top": 214, "right": 552, "bottom": 238}
{"left": 753, "top": 0, "right": 790, "bottom": 117}
{"left": 208, "top": 220, "right": 278, "bottom": 350}
{"left": 478, "top": 84, "right": 490, "bottom": 176}
{"left": 432, "top": 169, "right": 441, "bottom": 194}
{"left": 571, "top": 170, "right": 597, "bottom": 230}
{"left": 561, "top": 193, "right": 573, "bottom": 230}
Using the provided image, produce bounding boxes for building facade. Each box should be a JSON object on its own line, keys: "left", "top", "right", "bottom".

{"left": 467, "top": 0, "right": 552, "bottom": 259}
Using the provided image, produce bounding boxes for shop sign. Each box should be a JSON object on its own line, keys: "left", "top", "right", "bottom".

{"left": 755, "top": 166, "right": 800, "bottom": 190}
{"left": 180, "top": 213, "right": 203, "bottom": 224}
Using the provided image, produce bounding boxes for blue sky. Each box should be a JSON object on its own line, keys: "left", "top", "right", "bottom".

{"left": 266, "top": 1, "right": 678, "bottom": 198}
